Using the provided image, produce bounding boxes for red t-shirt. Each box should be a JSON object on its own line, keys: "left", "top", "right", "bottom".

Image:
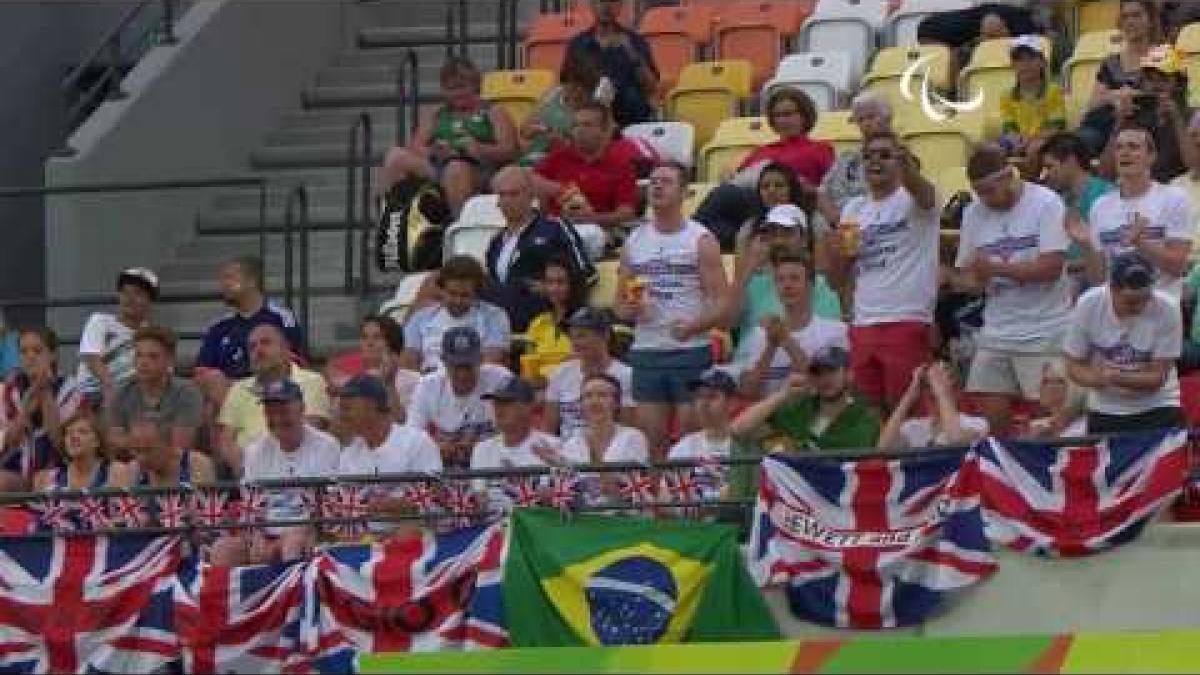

{"left": 738, "top": 135, "right": 836, "bottom": 187}
{"left": 535, "top": 139, "right": 639, "bottom": 216}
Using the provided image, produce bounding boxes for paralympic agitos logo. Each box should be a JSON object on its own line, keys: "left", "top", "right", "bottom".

{"left": 900, "top": 53, "right": 984, "bottom": 123}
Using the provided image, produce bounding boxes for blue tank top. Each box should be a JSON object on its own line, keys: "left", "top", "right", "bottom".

{"left": 137, "top": 450, "right": 192, "bottom": 487}
{"left": 54, "top": 460, "right": 110, "bottom": 490}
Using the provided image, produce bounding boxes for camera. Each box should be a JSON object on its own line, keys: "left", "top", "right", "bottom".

{"left": 1129, "top": 93, "right": 1159, "bottom": 127}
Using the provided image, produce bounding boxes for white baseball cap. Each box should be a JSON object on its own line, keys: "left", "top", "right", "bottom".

{"left": 764, "top": 204, "right": 808, "bottom": 230}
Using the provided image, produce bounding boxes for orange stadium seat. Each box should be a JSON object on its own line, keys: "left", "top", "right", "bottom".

{"left": 523, "top": 10, "right": 592, "bottom": 73}
{"left": 638, "top": 3, "right": 714, "bottom": 94}
{"left": 711, "top": 1, "right": 815, "bottom": 90}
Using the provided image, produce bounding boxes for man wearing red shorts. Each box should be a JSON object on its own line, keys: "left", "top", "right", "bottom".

{"left": 832, "top": 131, "right": 939, "bottom": 410}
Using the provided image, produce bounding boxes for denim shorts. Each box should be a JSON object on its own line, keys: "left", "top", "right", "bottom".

{"left": 629, "top": 347, "right": 713, "bottom": 405}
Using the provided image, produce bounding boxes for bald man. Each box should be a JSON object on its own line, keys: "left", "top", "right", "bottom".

{"left": 484, "top": 165, "right": 595, "bottom": 332}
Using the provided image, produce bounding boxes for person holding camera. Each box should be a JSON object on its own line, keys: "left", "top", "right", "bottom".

{"left": 877, "top": 361, "right": 989, "bottom": 450}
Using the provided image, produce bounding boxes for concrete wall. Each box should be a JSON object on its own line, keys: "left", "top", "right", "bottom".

{"left": 45, "top": 0, "right": 350, "bottom": 308}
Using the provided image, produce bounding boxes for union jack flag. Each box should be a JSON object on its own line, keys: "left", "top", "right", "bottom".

{"left": 964, "top": 430, "right": 1190, "bottom": 557}
{"left": 663, "top": 470, "right": 703, "bottom": 518}
{"left": 442, "top": 482, "right": 481, "bottom": 529}
{"left": 191, "top": 490, "right": 228, "bottom": 528}
{"left": 32, "top": 498, "right": 74, "bottom": 533}
{"left": 156, "top": 493, "right": 187, "bottom": 530}
{"left": 114, "top": 494, "right": 148, "bottom": 528}
{"left": 505, "top": 477, "right": 542, "bottom": 508}
{"left": 548, "top": 469, "right": 580, "bottom": 513}
{"left": 618, "top": 470, "right": 658, "bottom": 506}
{"left": 750, "top": 453, "right": 996, "bottom": 628}
{"left": 403, "top": 481, "right": 440, "bottom": 514}
{"left": 78, "top": 495, "right": 112, "bottom": 531}
{"left": 0, "top": 535, "right": 182, "bottom": 673}
{"left": 330, "top": 485, "right": 369, "bottom": 537}
{"left": 239, "top": 487, "right": 268, "bottom": 525}
{"left": 308, "top": 520, "right": 509, "bottom": 657}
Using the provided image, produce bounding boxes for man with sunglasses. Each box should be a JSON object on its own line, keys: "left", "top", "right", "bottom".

{"left": 832, "top": 131, "right": 939, "bottom": 411}
{"left": 951, "top": 145, "right": 1073, "bottom": 435}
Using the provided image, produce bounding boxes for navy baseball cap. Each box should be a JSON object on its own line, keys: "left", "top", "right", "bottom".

{"left": 340, "top": 374, "right": 390, "bottom": 408}
{"left": 258, "top": 379, "right": 304, "bottom": 404}
{"left": 564, "top": 307, "right": 612, "bottom": 332}
{"left": 809, "top": 345, "right": 851, "bottom": 372}
{"left": 442, "top": 326, "right": 483, "bottom": 366}
{"left": 688, "top": 368, "right": 737, "bottom": 395}
{"left": 1110, "top": 251, "right": 1157, "bottom": 290}
{"left": 484, "top": 377, "right": 536, "bottom": 404}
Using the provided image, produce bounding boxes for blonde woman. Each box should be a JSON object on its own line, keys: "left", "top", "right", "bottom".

{"left": 33, "top": 413, "right": 131, "bottom": 491}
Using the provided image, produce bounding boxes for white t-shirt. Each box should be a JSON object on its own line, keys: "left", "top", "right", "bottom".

{"left": 405, "top": 364, "right": 511, "bottom": 442}
{"left": 339, "top": 423, "right": 443, "bottom": 476}
{"left": 76, "top": 313, "right": 140, "bottom": 396}
{"left": 667, "top": 431, "right": 733, "bottom": 500}
{"left": 241, "top": 425, "right": 340, "bottom": 527}
{"left": 898, "top": 415, "right": 989, "bottom": 448}
{"left": 735, "top": 318, "right": 849, "bottom": 394}
{"left": 394, "top": 369, "right": 420, "bottom": 420}
{"left": 545, "top": 359, "right": 634, "bottom": 437}
{"left": 842, "top": 186, "right": 940, "bottom": 326}
{"left": 1063, "top": 285, "right": 1182, "bottom": 416}
{"left": 470, "top": 430, "right": 563, "bottom": 470}
{"left": 624, "top": 219, "right": 713, "bottom": 351}
{"left": 956, "top": 182, "right": 1072, "bottom": 350}
{"left": 561, "top": 425, "right": 649, "bottom": 465}
{"left": 1088, "top": 182, "right": 1195, "bottom": 298}
{"left": 402, "top": 302, "right": 512, "bottom": 372}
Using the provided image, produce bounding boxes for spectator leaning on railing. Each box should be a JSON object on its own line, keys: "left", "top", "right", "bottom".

{"left": 542, "top": 307, "right": 634, "bottom": 440}
{"left": 878, "top": 362, "right": 989, "bottom": 451}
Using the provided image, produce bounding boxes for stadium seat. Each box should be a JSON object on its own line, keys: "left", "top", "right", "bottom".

{"left": 1064, "top": 29, "right": 1121, "bottom": 97}
{"left": 666, "top": 60, "right": 755, "bottom": 151}
{"left": 624, "top": 121, "right": 696, "bottom": 168}
{"left": 379, "top": 271, "right": 433, "bottom": 325}
{"left": 683, "top": 181, "right": 716, "bottom": 219}
{"left": 762, "top": 51, "right": 853, "bottom": 112}
{"left": 885, "top": 0, "right": 973, "bottom": 47}
{"left": 1178, "top": 22, "right": 1200, "bottom": 55}
{"left": 638, "top": 4, "right": 715, "bottom": 94}
{"left": 1075, "top": 0, "right": 1120, "bottom": 36}
{"left": 809, "top": 110, "right": 861, "bottom": 155}
{"left": 481, "top": 69, "right": 556, "bottom": 129}
{"left": 524, "top": 10, "right": 592, "bottom": 72}
{"left": 862, "top": 44, "right": 953, "bottom": 113}
{"left": 712, "top": 1, "right": 815, "bottom": 89}
{"left": 959, "top": 37, "right": 1054, "bottom": 134}
{"left": 590, "top": 260, "right": 620, "bottom": 308}
{"left": 699, "top": 117, "right": 779, "bottom": 182}
{"left": 901, "top": 112, "right": 981, "bottom": 171}
{"left": 801, "top": 0, "right": 889, "bottom": 84}
{"left": 934, "top": 165, "right": 971, "bottom": 205}
{"left": 445, "top": 195, "right": 505, "bottom": 260}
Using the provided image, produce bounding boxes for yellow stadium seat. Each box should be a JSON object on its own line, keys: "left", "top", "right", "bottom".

{"left": 810, "top": 111, "right": 861, "bottom": 155}
{"left": 862, "top": 45, "right": 953, "bottom": 115}
{"left": 683, "top": 182, "right": 717, "bottom": 219}
{"left": 590, "top": 260, "right": 620, "bottom": 308}
{"left": 699, "top": 116, "right": 779, "bottom": 182}
{"left": 1187, "top": 57, "right": 1200, "bottom": 108}
{"left": 934, "top": 165, "right": 971, "bottom": 205}
{"left": 1075, "top": 0, "right": 1120, "bottom": 36}
{"left": 1178, "top": 22, "right": 1200, "bottom": 56}
{"left": 666, "top": 60, "right": 755, "bottom": 151}
{"left": 1064, "top": 29, "right": 1121, "bottom": 96}
{"left": 481, "top": 69, "right": 557, "bottom": 129}
{"left": 901, "top": 112, "right": 981, "bottom": 171}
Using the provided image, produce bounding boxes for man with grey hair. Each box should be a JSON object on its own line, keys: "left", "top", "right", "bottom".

{"left": 819, "top": 91, "right": 894, "bottom": 224}
{"left": 484, "top": 164, "right": 594, "bottom": 332}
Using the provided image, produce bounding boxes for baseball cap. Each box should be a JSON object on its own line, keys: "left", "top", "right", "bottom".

{"left": 1110, "top": 251, "right": 1157, "bottom": 290}
{"left": 764, "top": 204, "right": 808, "bottom": 230}
{"left": 687, "top": 368, "right": 737, "bottom": 396}
{"left": 809, "top": 345, "right": 850, "bottom": 372}
{"left": 1009, "top": 35, "right": 1046, "bottom": 60}
{"left": 1141, "top": 44, "right": 1184, "bottom": 75}
{"left": 442, "top": 326, "right": 483, "bottom": 367}
{"left": 483, "top": 377, "right": 536, "bottom": 404}
{"left": 339, "top": 374, "right": 390, "bottom": 408}
{"left": 117, "top": 267, "right": 160, "bottom": 300}
{"left": 258, "top": 379, "right": 304, "bottom": 404}
{"left": 564, "top": 307, "right": 612, "bottom": 332}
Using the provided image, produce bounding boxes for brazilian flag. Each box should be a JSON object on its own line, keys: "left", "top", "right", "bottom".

{"left": 503, "top": 509, "right": 780, "bottom": 647}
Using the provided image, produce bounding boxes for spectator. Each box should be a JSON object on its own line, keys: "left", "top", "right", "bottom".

{"left": 216, "top": 324, "right": 331, "bottom": 475}
{"left": 33, "top": 413, "right": 130, "bottom": 491}
{"left": 195, "top": 255, "right": 305, "bottom": 401}
{"left": 380, "top": 56, "right": 517, "bottom": 217}
{"left": 617, "top": 162, "right": 731, "bottom": 456}
{"left": 563, "top": 0, "right": 659, "bottom": 129}
{"left": 998, "top": 36, "right": 1066, "bottom": 166}
{"left": 1171, "top": 111, "right": 1200, "bottom": 213}
{"left": 878, "top": 362, "right": 989, "bottom": 450}
{"left": 108, "top": 326, "right": 203, "bottom": 455}
{"left": 544, "top": 307, "right": 634, "bottom": 439}
{"left": 1039, "top": 131, "right": 1117, "bottom": 295}
{"left": 667, "top": 368, "right": 738, "bottom": 501}
{"left": 917, "top": 2, "right": 1039, "bottom": 75}
{"left": 1070, "top": 126, "right": 1194, "bottom": 298}
{"left": 406, "top": 327, "right": 512, "bottom": 469}
{"left": 951, "top": 145, "right": 1073, "bottom": 435}
{"left": 736, "top": 249, "right": 848, "bottom": 399}
{"left": 337, "top": 374, "right": 441, "bottom": 536}
{"left": 1182, "top": 265, "right": 1200, "bottom": 371}
{"left": 1028, "top": 362, "right": 1088, "bottom": 438}
{"left": 532, "top": 101, "right": 639, "bottom": 259}
{"left": 403, "top": 255, "right": 511, "bottom": 373}
{"left": 125, "top": 417, "right": 215, "bottom": 488}
{"left": 1064, "top": 252, "right": 1184, "bottom": 433}
{"left": 211, "top": 380, "right": 336, "bottom": 566}
{"left": 523, "top": 258, "right": 587, "bottom": 384}
{"left": 326, "top": 315, "right": 419, "bottom": 426}
{"left": 0, "top": 328, "right": 80, "bottom": 492}
{"left": 729, "top": 167, "right": 842, "bottom": 356}
{"left": 1085, "top": 1, "right": 1160, "bottom": 118}
{"left": 76, "top": 267, "right": 157, "bottom": 411}
{"left": 819, "top": 92, "right": 894, "bottom": 222}
{"left": 0, "top": 309, "right": 16, "bottom": 381}
{"left": 694, "top": 89, "right": 835, "bottom": 250}
{"left": 558, "top": 372, "right": 649, "bottom": 470}
{"left": 832, "top": 131, "right": 939, "bottom": 410}
{"left": 519, "top": 48, "right": 606, "bottom": 168}
{"left": 730, "top": 346, "right": 880, "bottom": 453}
{"left": 470, "top": 377, "right": 563, "bottom": 469}
{"left": 485, "top": 166, "right": 594, "bottom": 333}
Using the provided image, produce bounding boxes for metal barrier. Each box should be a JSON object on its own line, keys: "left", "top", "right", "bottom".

{"left": 395, "top": 49, "right": 420, "bottom": 148}
{"left": 344, "top": 112, "right": 373, "bottom": 299}
{"left": 283, "top": 185, "right": 312, "bottom": 346}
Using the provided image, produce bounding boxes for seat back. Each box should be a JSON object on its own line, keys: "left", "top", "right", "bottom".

{"left": 590, "top": 260, "right": 620, "bottom": 308}
{"left": 481, "top": 69, "right": 556, "bottom": 129}
{"left": 801, "top": 8, "right": 882, "bottom": 84}
{"left": 683, "top": 182, "right": 718, "bottom": 219}
{"left": 810, "top": 110, "right": 861, "bottom": 155}
{"left": 624, "top": 121, "right": 697, "bottom": 167}
{"left": 699, "top": 116, "right": 779, "bottom": 182}
{"left": 667, "top": 60, "right": 754, "bottom": 150}
{"left": 524, "top": 11, "right": 592, "bottom": 72}
{"left": 640, "top": 4, "right": 715, "bottom": 93}
{"left": 715, "top": 23, "right": 786, "bottom": 90}
{"left": 901, "top": 115, "right": 978, "bottom": 170}
{"left": 762, "top": 51, "right": 852, "bottom": 111}
{"left": 1075, "top": 0, "right": 1120, "bottom": 36}
{"left": 885, "top": 0, "right": 972, "bottom": 46}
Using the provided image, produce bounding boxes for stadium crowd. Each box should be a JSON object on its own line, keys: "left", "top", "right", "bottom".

{"left": 4, "top": 0, "right": 1200, "bottom": 565}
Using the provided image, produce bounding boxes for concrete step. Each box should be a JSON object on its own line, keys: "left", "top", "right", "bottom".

{"left": 358, "top": 23, "right": 507, "bottom": 49}
{"left": 315, "top": 62, "right": 447, "bottom": 88}
{"left": 301, "top": 83, "right": 440, "bottom": 110}
{"left": 212, "top": 184, "right": 351, "bottom": 210}
{"left": 264, "top": 124, "right": 397, "bottom": 148}
{"left": 333, "top": 42, "right": 500, "bottom": 69}
{"left": 172, "top": 230, "right": 375, "bottom": 262}
{"left": 195, "top": 201, "right": 371, "bottom": 235}
{"left": 250, "top": 142, "right": 386, "bottom": 171}
{"left": 246, "top": 166, "right": 362, "bottom": 188}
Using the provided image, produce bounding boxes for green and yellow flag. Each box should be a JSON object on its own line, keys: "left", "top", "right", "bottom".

{"left": 502, "top": 509, "right": 779, "bottom": 648}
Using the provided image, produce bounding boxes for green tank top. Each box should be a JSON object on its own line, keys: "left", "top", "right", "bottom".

{"left": 433, "top": 103, "right": 496, "bottom": 153}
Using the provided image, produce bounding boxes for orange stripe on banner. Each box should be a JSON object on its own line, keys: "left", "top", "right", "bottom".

{"left": 791, "top": 640, "right": 844, "bottom": 674}
{"left": 1028, "top": 635, "right": 1073, "bottom": 674}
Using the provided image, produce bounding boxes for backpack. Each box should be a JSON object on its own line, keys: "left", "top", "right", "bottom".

{"left": 375, "top": 178, "right": 452, "bottom": 274}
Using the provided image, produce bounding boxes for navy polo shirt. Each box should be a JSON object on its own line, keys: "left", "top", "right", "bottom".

{"left": 195, "top": 303, "right": 305, "bottom": 379}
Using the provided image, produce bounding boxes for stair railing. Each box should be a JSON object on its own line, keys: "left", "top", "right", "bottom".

{"left": 396, "top": 49, "right": 420, "bottom": 148}
{"left": 344, "top": 112, "right": 373, "bottom": 297}
{"left": 283, "top": 184, "right": 311, "bottom": 346}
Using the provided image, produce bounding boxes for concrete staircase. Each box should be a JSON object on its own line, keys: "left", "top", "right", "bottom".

{"left": 147, "top": 0, "right": 539, "bottom": 363}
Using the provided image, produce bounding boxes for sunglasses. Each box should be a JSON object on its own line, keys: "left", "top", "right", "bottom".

{"left": 864, "top": 150, "right": 896, "bottom": 161}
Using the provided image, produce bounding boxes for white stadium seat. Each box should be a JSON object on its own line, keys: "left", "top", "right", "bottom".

{"left": 886, "top": 0, "right": 976, "bottom": 47}
{"left": 444, "top": 195, "right": 506, "bottom": 261}
{"left": 761, "top": 51, "right": 853, "bottom": 112}
{"left": 801, "top": 0, "right": 888, "bottom": 85}
{"left": 623, "top": 121, "right": 696, "bottom": 167}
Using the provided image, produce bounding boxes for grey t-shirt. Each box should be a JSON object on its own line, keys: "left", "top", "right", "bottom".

{"left": 110, "top": 377, "right": 203, "bottom": 430}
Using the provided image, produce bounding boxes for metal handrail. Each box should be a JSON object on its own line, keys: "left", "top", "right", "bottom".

{"left": 344, "top": 112, "right": 373, "bottom": 296}
{"left": 396, "top": 49, "right": 420, "bottom": 148}
{"left": 283, "top": 184, "right": 311, "bottom": 348}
